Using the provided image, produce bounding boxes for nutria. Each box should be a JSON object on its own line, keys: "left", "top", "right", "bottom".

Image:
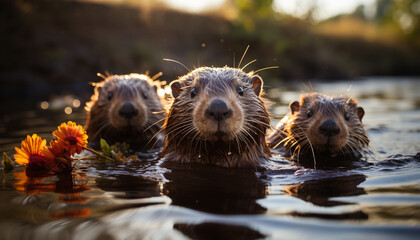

{"left": 267, "top": 93, "right": 369, "bottom": 166}
{"left": 85, "top": 73, "right": 166, "bottom": 150}
{"left": 162, "top": 67, "right": 271, "bottom": 168}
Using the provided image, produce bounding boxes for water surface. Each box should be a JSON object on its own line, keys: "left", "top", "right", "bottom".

{"left": 0, "top": 77, "right": 419, "bottom": 239}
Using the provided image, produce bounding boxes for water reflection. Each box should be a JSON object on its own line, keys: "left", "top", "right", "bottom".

{"left": 284, "top": 174, "right": 368, "bottom": 220}
{"left": 13, "top": 167, "right": 90, "bottom": 219}
{"left": 174, "top": 222, "right": 266, "bottom": 240}
{"left": 0, "top": 78, "right": 419, "bottom": 239}
{"left": 162, "top": 162, "right": 267, "bottom": 214}
{"left": 95, "top": 174, "right": 161, "bottom": 199}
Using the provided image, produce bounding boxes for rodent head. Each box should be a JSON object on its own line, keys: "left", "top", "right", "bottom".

{"left": 163, "top": 67, "right": 270, "bottom": 167}
{"left": 85, "top": 73, "right": 165, "bottom": 145}
{"left": 169, "top": 67, "right": 264, "bottom": 142}
{"left": 285, "top": 93, "right": 368, "bottom": 156}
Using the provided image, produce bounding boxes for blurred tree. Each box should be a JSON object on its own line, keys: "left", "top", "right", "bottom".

{"left": 301, "top": 0, "right": 318, "bottom": 23}
{"left": 374, "top": 0, "right": 420, "bottom": 46}
{"left": 224, "top": 0, "right": 274, "bottom": 30}
{"left": 234, "top": 0, "right": 274, "bottom": 18}
{"left": 373, "top": 0, "right": 393, "bottom": 22}
{"left": 352, "top": 5, "right": 367, "bottom": 20}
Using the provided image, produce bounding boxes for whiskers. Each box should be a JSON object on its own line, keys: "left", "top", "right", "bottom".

{"left": 274, "top": 120, "right": 316, "bottom": 166}
{"left": 253, "top": 66, "right": 279, "bottom": 74}
{"left": 237, "top": 45, "right": 250, "bottom": 68}
{"left": 163, "top": 58, "right": 191, "bottom": 73}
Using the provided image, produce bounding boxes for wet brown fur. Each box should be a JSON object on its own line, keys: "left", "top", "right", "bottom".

{"left": 85, "top": 73, "right": 166, "bottom": 150}
{"left": 162, "top": 67, "right": 271, "bottom": 168}
{"left": 267, "top": 93, "right": 369, "bottom": 165}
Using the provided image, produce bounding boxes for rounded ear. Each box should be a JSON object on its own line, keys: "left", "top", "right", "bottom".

{"left": 170, "top": 81, "right": 182, "bottom": 98}
{"left": 250, "top": 75, "right": 263, "bottom": 96}
{"left": 357, "top": 107, "right": 365, "bottom": 121}
{"left": 153, "top": 85, "right": 158, "bottom": 93}
{"left": 289, "top": 101, "right": 300, "bottom": 114}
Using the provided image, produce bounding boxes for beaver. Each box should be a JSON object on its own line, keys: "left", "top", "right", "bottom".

{"left": 161, "top": 67, "right": 271, "bottom": 168}
{"left": 267, "top": 93, "right": 369, "bottom": 166}
{"left": 85, "top": 73, "right": 166, "bottom": 150}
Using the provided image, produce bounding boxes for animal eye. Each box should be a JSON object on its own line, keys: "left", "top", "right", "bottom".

{"left": 190, "top": 87, "right": 197, "bottom": 98}
{"left": 108, "top": 92, "right": 113, "bottom": 101}
{"left": 306, "top": 110, "right": 313, "bottom": 118}
{"left": 344, "top": 112, "right": 350, "bottom": 121}
{"left": 143, "top": 92, "right": 148, "bottom": 99}
{"left": 237, "top": 86, "right": 244, "bottom": 96}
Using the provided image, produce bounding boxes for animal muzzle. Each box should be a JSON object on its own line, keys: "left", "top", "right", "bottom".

{"left": 205, "top": 98, "right": 232, "bottom": 122}
{"left": 118, "top": 102, "right": 139, "bottom": 120}
{"left": 319, "top": 119, "right": 340, "bottom": 137}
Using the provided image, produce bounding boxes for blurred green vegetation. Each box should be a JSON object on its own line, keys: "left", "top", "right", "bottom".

{"left": 0, "top": 0, "right": 419, "bottom": 100}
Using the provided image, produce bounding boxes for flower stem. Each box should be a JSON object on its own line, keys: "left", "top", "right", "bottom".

{"left": 84, "top": 146, "right": 114, "bottom": 162}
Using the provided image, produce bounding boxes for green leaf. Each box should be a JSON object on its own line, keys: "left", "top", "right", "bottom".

{"left": 100, "top": 139, "right": 112, "bottom": 158}
{"left": 2, "top": 152, "right": 14, "bottom": 171}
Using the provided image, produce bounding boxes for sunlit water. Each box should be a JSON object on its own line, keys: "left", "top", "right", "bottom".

{"left": 0, "top": 77, "right": 419, "bottom": 240}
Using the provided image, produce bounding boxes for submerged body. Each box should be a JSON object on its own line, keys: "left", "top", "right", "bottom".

{"left": 267, "top": 93, "right": 369, "bottom": 167}
{"left": 162, "top": 67, "right": 271, "bottom": 168}
{"left": 85, "top": 73, "right": 165, "bottom": 150}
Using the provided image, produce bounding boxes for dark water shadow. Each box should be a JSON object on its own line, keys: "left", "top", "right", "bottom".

{"left": 284, "top": 174, "right": 368, "bottom": 220}
{"left": 95, "top": 174, "right": 161, "bottom": 199}
{"left": 162, "top": 162, "right": 268, "bottom": 215}
{"left": 174, "top": 222, "right": 266, "bottom": 240}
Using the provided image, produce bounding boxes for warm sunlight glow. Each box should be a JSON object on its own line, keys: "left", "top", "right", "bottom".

{"left": 273, "top": 0, "right": 376, "bottom": 21}
{"left": 72, "top": 99, "right": 81, "bottom": 108}
{"left": 40, "top": 101, "right": 49, "bottom": 110}
{"left": 157, "top": 88, "right": 165, "bottom": 97}
{"left": 164, "top": 86, "right": 172, "bottom": 95}
{"left": 64, "top": 107, "right": 73, "bottom": 115}
{"left": 163, "top": 0, "right": 224, "bottom": 12}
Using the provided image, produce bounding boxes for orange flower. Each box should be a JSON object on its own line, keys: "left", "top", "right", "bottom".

{"left": 53, "top": 121, "right": 88, "bottom": 155}
{"left": 49, "top": 139, "right": 73, "bottom": 172}
{"left": 14, "top": 134, "right": 56, "bottom": 169}
{"left": 49, "top": 139, "right": 67, "bottom": 156}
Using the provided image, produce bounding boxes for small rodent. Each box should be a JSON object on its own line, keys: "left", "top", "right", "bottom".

{"left": 85, "top": 73, "right": 166, "bottom": 150}
{"left": 267, "top": 93, "right": 369, "bottom": 166}
{"left": 162, "top": 67, "right": 271, "bottom": 168}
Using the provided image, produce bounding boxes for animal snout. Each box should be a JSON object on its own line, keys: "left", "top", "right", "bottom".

{"left": 205, "top": 99, "right": 232, "bottom": 122}
{"left": 118, "top": 102, "right": 138, "bottom": 119}
{"left": 319, "top": 119, "right": 340, "bottom": 137}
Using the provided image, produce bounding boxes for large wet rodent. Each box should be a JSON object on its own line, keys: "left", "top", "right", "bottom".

{"left": 267, "top": 93, "right": 369, "bottom": 166}
{"left": 162, "top": 67, "right": 271, "bottom": 168}
{"left": 85, "top": 73, "right": 166, "bottom": 149}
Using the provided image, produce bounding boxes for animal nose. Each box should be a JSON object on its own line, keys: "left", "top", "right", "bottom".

{"left": 205, "top": 99, "right": 232, "bottom": 122}
{"left": 118, "top": 102, "right": 138, "bottom": 119}
{"left": 319, "top": 119, "right": 340, "bottom": 137}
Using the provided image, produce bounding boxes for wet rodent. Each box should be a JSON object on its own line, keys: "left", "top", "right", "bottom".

{"left": 85, "top": 73, "right": 166, "bottom": 150}
{"left": 162, "top": 67, "right": 271, "bottom": 168}
{"left": 267, "top": 93, "right": 369, "bottom": 166}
